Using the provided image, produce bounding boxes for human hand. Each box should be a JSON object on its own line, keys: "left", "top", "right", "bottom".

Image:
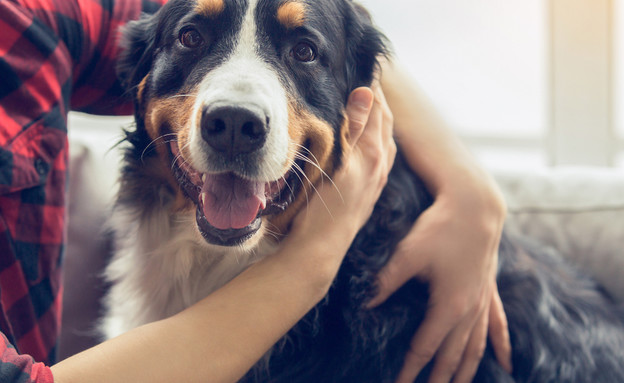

{"left": 367, "top": 178, "right": 512, "bottom": 383}
{"left": 288, "top": 83, "right": 396, "bottom": 278}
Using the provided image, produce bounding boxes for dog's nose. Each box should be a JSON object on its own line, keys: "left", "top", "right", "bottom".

{"left": 201, "top": 106, "right": 268, "bottom": 156}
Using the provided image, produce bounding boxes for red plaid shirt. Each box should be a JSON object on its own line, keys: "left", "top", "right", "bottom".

{"left": 0, "top": 0, "right": 166, "bottom": 381}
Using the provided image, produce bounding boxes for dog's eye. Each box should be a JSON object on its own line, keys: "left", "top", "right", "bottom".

{"left": 291, "top": 42, "right": 316, "bottom": 62}
{"left": 180, "top": 28, "right": 204, "bottom": 48}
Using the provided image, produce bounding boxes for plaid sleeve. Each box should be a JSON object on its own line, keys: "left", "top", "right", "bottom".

{"left": 0, "top": 333, "right": 53, "bottom": 383}
{"left": 0, "top": 2, "right": 72, "bottom": 370}
{"left": 0, "top": 0, "right": 165, "bottom": 379}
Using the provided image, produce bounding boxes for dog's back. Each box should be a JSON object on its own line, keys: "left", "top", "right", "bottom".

{"left": 241, "top": 152, "right": 624, "bottom": 383}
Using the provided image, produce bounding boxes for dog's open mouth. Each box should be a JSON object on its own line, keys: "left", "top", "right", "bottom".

{"left": 170, "top": 142, "right": 298, "bottom": 246}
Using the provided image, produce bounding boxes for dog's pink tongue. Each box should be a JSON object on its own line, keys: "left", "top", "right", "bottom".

{"left": 202, "top": 173, "right": 266, "bottom": 230}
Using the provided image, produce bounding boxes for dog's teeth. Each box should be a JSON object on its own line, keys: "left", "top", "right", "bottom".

{"left": 200, "top": 193, "right": 206, "bottom": 205}
{"left": 202, "top": 174, "right": 206, "bottom": 183}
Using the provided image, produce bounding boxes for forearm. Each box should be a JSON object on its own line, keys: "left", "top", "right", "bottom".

{"left": 381, "top": 60, "right": 505, "bottom": 215}
{"left": 51, "top": 238, "right": 340, "bottom": 383}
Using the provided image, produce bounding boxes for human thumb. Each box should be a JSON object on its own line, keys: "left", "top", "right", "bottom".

{"left": 345, "top": 87, "right": 374, "bottom": 146}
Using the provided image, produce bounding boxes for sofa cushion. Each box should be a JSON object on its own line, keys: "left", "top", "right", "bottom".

{"left": 495, "top": 167, "right": 624, "bottom": 302}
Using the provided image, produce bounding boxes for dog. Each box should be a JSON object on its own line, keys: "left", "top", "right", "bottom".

{"left": 101, "top": 0, "right": 624, "bottom": 381}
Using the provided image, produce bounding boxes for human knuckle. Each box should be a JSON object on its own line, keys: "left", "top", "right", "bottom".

{"left": 407, "top": 349, "right": 435, "bottom": 367}
{"left": 388, "top": 140, "right": 398, "bottom": 156}
{"left": 468, "top": 339, "right": 487, "bottom": 361}
{"left": 372, "top": 158, "right": 386, "bottom": 178}
{"left": 381, "top": 99, "right": 393, "bottom": 117}
{"left": 367, "top": 160, "right": 382, "bottom": 180}
{"left": 468, "top": 301, "right": 484, "bottom": 319}
{"left": 389, "top": 150, "right": 397, "bottom": 166}
{"left": 373, "top": 143, "right": 385, "bottom": 159}
{"left": 384, "top": 109, "right": 394, "bottom": 126}
{"left": 408, "top": 342, "right": 437, "bottom": 363}
{"left": 385, "top": 250, "right": 409, "bottom": 278}
{"left": 447, "top": 301, "right": 470, "bottom": 322}
{"left": 349, "top": 121, "right": 366, "bottom": 136}
{"left": 437, "top": 352, "right": 462, "bottom": 371}
{"left": 376, "top": 273, "right": 391, "bottom": 295}
{"left": 381, "top": 169, "right": 389, "bottom": 182}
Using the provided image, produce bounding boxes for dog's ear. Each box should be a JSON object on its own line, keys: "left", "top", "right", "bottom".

{"left": 344, "top": 2, "right": 389, "bottom": 91}
{"left": 117, "top": 13, "right": 159, "bottom": 93}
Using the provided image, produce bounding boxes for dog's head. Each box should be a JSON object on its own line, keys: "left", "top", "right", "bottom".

{"left": 119, "top": 0, "right": 387, "bottom": 248}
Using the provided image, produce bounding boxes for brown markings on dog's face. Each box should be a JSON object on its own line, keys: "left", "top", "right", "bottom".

{"left": 338, "top": 112, "right": 351, "bottom": 166}
{"left": 268, "top": 100, "right": 337, "bottom": 233}
{"left": 137, "top": 75, "right": 149, "bottom": 105}
{"left": 276, "top": 1, "right": 307, "bottom": 30}
{"left": 143, "top": 87, "right": 199, "bottom": 211}
{"left": 195, "top": 0, "right": 225, "bottom": 18}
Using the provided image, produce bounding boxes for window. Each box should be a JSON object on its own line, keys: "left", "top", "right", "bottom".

{"left": 361, "top": 0, "right": 622, "bottom": 169}
{"left": 614, "top": 0, "right": 624, "bottom": 166}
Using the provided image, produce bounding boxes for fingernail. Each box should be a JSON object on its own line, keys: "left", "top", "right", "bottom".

{"left": 365, "top": 292, "right": 384, "bottom": 309}
{"left": 349, "top": 88, "right": 373, "bottom": 110}
{"left": 505, "top": 358, "right": 513, "bottom": 374}
{"left": 365, "top": 298, "right": 380, "bottom": 309}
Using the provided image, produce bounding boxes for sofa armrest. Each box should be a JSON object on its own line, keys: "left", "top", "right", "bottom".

{"left": 495, "top": 167, "right": 624, "bottom": 302}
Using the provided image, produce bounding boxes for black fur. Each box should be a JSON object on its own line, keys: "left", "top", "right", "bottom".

{"left": 117, "top": 1, "right": 624, "bottom": 381}
{"left": 241, "top": 151, "right": 624, "bottom": 382}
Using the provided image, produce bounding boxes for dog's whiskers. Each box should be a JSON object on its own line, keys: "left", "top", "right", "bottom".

{"left": 166, "top": 94, "right": 197, "bottom": 100}
{"left": 286, "top": 159, "right": 311, "bottom": 210}
{"left": 141, "top": 133, "right": 178, "bottom": 163}
{"left": 171, "top": 140, "right": 193, "bottom": 171}
{"left": 290, "top": 143, "right": 334, "bottom": 184}
{"left": 262, "top": 222, "right": 282, "bottom": 242}
{"left": 288, "top": 144, "right": 344, "bottom": 206}
{"left": 291, "top": 161, "right": 334, "bottom": 221}
{"left": 293, "top": 153, "right": 344, "bottom": 205}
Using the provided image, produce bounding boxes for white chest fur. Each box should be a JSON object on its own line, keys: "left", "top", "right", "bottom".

{"left": 101, "top": 205, "right": 277, "bottom": 339}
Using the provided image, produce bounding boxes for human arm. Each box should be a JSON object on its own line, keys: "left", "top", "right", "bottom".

{"left": 370, "top": 60, "right": 512, "bottom": 383}
{"left": 51, "top": 85, "right": 395, "bottom": 383}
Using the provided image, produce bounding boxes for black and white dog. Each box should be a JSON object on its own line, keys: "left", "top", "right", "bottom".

{"left": 102, "top": 0, "right": 624, "bottom": 381}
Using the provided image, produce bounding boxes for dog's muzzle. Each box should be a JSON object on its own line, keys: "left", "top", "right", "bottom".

{"left": 201, "top": 105, "right": 269, "bottom": 159}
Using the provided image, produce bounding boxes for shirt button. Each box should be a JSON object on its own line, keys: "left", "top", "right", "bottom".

{"left": 34, "top": 158, "right": 48, "bottom": 175}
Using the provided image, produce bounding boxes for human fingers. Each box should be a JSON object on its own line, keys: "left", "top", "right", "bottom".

{"left": 425, "top": 301, "right": 483, "bottom": 383}
{"left": 449, "top": 302, "right": 489, "bottom": 383}
{"left": 344, "top": 87, "right": 375, "bottom": 147}
{"left": 352, "top": 82, "right": 394, "bottom": 157}
{"left": 366, "top": 216, "right": 432, "bottom": 308}
{"left": 394, "top": 304, "right": 457, "bottom": 383}
{"left": 488, "top": 287, "right": 513, "bottom": 374}
{"left": 346, "top": 82, "right": 395, "bottom": 201}
{"left": 366, "top": 243, "right": 419, "bottom": 308}
{"left": 371, "top": 81, "right": 396, "bottom": 170}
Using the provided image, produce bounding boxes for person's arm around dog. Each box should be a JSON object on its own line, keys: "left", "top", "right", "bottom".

{"left": 50, "top": 86, "right": 394, "bottom": 383}
{"left": 373, "top": 60, "right": 512, "bottom": 383}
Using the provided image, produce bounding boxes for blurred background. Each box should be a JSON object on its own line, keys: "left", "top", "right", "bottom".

{"left": 69, "top": 0, "right": 624, "bottom": 171}
{"left": 358, "top": 0, "right": 623, "bottom": 170}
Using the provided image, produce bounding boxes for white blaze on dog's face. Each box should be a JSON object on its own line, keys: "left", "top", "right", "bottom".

{"left": 183, "top": 0, "right": 291, "bottom": 243}
{"left": 189, "top": 0, "right": 290, "bottom": 181}
{"left": 118, "top": 0, "right": 385, "bottom": 249}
